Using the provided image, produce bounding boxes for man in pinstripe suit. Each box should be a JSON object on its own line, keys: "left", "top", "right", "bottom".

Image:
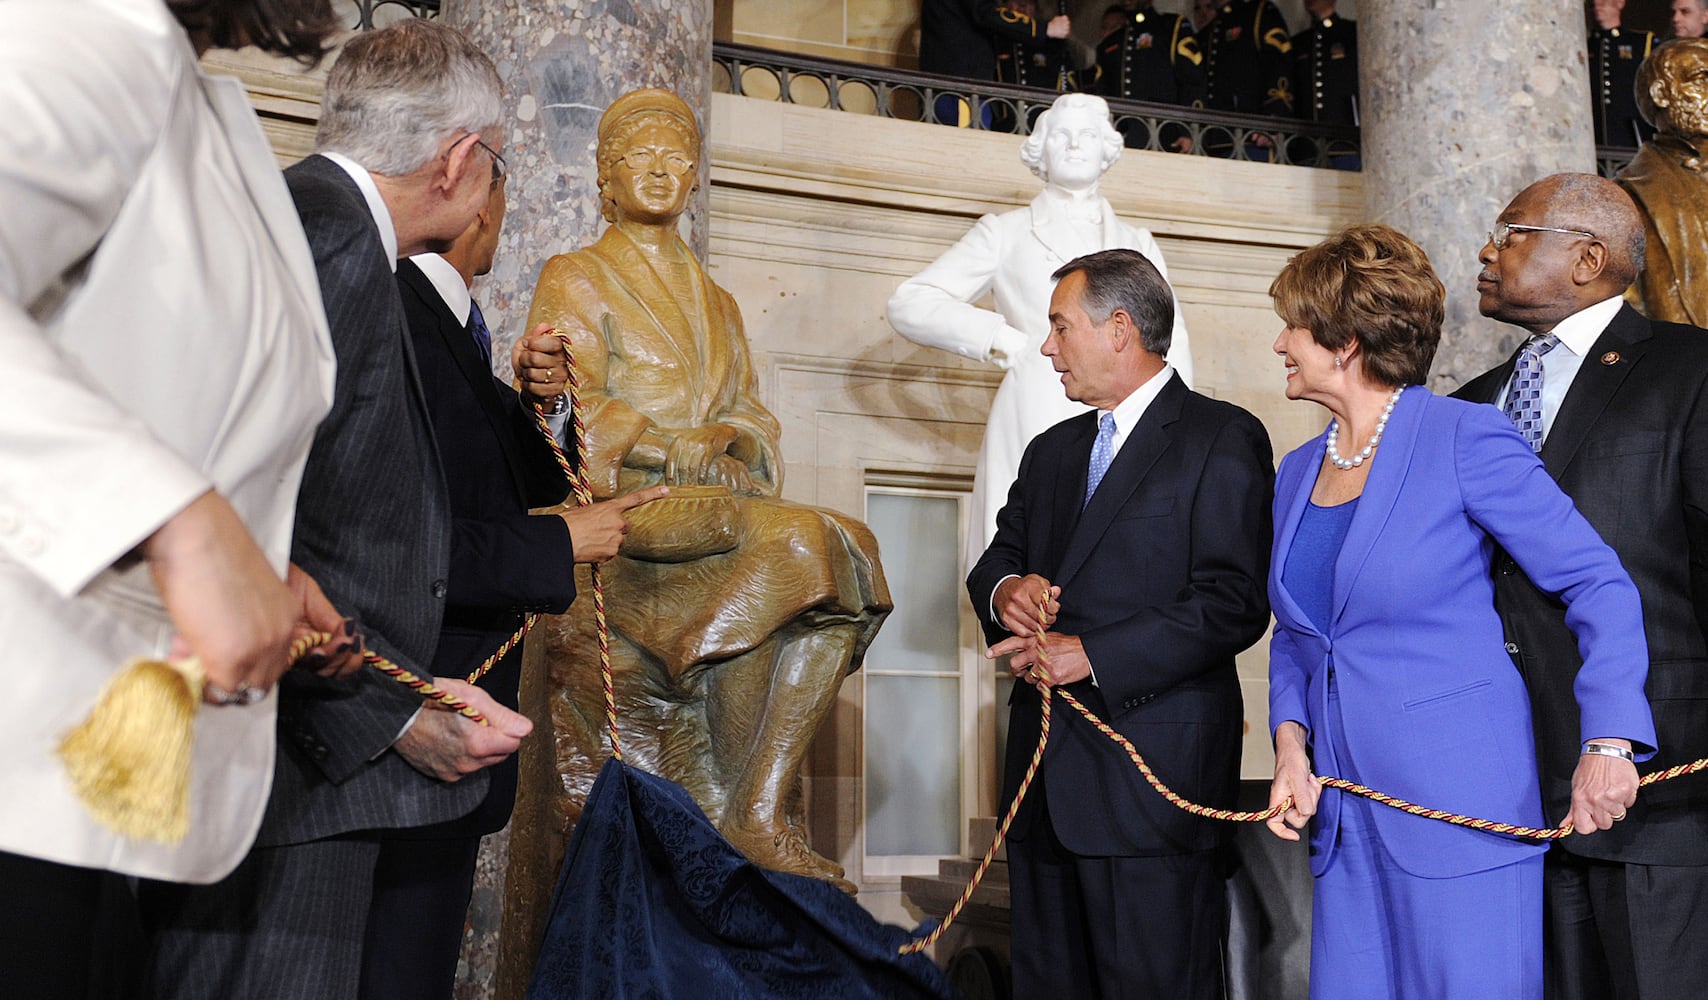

{"left": 140, "top": 21, "right": 547, "bottom": 1000}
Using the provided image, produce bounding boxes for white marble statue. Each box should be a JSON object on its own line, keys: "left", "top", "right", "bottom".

{"left": 886, "top": 92, "right": 1193, "bottom": 571}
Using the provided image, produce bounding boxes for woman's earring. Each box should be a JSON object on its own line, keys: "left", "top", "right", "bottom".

{"left": 1334, "top": 356, "right": 1343, "bottom": 368}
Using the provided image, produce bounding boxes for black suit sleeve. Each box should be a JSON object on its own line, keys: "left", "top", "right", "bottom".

{"left": 1079, "top": 410, "right": 1274, "bottom": 709}
{"left": 1680, "top": 368, "right": 1708, "bottom": 648}
{"left": 968, "top": 439, "right": 1039, "bottom": 647}
{"left": 500, "top": 379, "right": 578, "bottom": 509}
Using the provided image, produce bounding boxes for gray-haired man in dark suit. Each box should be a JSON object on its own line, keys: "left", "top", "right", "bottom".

{"left": 140, "top": 20, "right": 574, "bottom": 999}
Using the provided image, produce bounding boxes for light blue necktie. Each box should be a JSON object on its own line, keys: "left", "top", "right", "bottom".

{"left": 468, "top": 299, "right": 494, "bottom": 367}
{"left": 1084, "top": 412, "right": 1117, "bottom": 509}
{"left": 1502, "top": 333, "right": 1558, "bottom": 452}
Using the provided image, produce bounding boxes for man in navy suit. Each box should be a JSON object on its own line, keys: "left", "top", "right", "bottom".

{"left": 376, "top": 163, "right": 664, "bottom": 999}
{"left": 968, "top": 248, "right": 1273, "bottom": 998}
{"left": 1455, "top": 172, "right": 1708, "bottom": 1000}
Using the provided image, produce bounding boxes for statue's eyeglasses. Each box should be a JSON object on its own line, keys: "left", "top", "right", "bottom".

{"left": 617, "top": 148, "right": 695, "bottom": 176}
{"left": 1488, "top": 221, "right": 1595, "bottom": 250}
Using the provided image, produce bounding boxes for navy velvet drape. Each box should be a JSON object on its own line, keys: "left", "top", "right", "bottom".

{"left": 526, "top": 759, "right": 960, "bottom": 1000}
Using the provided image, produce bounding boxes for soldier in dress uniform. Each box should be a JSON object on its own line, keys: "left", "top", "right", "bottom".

{"left": 1590, "top": 0, "right": 1655, "bottom": 147}
{"left": 1200, "top": 0, "right": 1293, "bottom": 117}
{"left": 1092, "top": 2, "right": 1205, "bottom": 107}
{"left": 990, "top": 1, "right": 1075, "bottom": 134}
{"left": 919, "top": 0, "right": 1071, "bottom": 127}
{"left": 995, "top": 0, "right": 1075, "bottom": 90}
{"left": 1289, "top": 0, "right": 1357, "bottom": 167}
{"left": 1090, "top": 3, "right": 1204, "bottom": 152}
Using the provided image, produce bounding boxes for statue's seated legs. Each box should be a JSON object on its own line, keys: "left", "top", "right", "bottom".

{"left": 538, "top": 507, "right": 885, "bottom": 894}
{"left": 704, "top": 616, "right": 862, "bottom": 890}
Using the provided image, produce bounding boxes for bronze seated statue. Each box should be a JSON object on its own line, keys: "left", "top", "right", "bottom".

{"left": 509, "top": 89, "right": 890, "bottom": 904}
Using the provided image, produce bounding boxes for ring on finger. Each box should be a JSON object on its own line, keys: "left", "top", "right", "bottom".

{"left": 206, "top": 682, "right": 266, "bottom": 706}
{"left": 1612, "top": 809, "right": 1628, "bottom": 821}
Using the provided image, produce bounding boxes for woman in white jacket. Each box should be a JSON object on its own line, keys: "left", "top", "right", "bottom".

{"left": 0, "top": 2, "right": 352, "bottom": 994}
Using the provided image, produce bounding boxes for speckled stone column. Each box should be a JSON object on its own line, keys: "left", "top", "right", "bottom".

{"left": 438, "top": 4, "right": 711, "bottom": 998}
{"left": 1361, "top": 1, "right": 1594, "bottom": 390}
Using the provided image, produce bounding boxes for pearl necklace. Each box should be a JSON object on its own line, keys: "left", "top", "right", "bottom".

{"left": 1326, "top": 386, "right": 1407, "bottom": 471}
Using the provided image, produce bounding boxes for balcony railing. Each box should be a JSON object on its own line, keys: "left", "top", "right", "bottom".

{"left": 713, "top": 42, "right": 1358, "bottom": 169}
{"left": 325, "top": 23, "right": 1632, "bottom": 180}
{"left": 714, "top": 42, "right": 1644, "bottom": 180}
{"left": 347, "top": 0, "right": 439, "bottom": 30}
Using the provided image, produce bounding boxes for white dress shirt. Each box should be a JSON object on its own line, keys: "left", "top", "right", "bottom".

{"left": 1494, "top": 295, "right": 1623, "bottom": 442}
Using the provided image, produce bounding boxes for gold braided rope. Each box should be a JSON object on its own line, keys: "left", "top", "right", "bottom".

{"left": 285, "top": 632, "right": 489, "bottom": 725}
{"left": 897, "top": 676, "right": 1051, "bottom": 956}
{"left": 533, "top": 330, "right": 622, "bottom": 762}
{"left": 895, "top": 595, "right": 1708, "bottom": 955}
{"left": 464, "top": 615, "right": 537, "bottom": 686}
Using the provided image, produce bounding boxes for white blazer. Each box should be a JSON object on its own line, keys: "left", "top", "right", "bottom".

{"left": 887, "top": 189, "right": 1192, "bottom": 569}
{"left": 0, "top": 0, "right": 334, "bottom": 881}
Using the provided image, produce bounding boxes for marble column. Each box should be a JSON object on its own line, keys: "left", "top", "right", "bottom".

{"left": 438, "top": 4, "right": 711, "bottom": 999}
{"left": 1361, "top": 0, "right": 1594, "bottom": 390}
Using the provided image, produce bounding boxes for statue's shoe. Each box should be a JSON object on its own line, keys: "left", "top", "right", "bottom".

{"left": 723, "top": 821, "right": 857, "bottom": 895}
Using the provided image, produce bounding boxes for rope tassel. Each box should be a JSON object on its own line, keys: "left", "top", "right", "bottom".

{"left": 57, "top": 656, "right": 205, "bottom": 844}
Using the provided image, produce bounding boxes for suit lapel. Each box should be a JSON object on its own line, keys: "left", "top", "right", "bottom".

{"left": 1271, "top": 425, "right": 1328, "bottom": 636}
{"left": 1330, "top": 386, "right": 1426, "bottom": 625}
{"left": 1460, "top": 352, "right": 1517, "bottom": 406}
{"left": 399, "top": 262, "right": 533, "bottom": 501}
{"left": 1054, "top": 375, "right": 1183, "bottom": 588}
{"left": 1540, "top": 305, "right": 1649, "bottom": 478}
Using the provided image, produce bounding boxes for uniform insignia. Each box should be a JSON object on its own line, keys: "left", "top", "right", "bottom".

{"left": 1619, "top": 45, "right": 1634, "bottom": 59}
{"left": 1227, "top": 26, "right": 1242, "bottom": 42}
{"left": 1331, "top": 43, "right": 1346, "bottom": 60}
{"left": 1601, "top": 351, "right": 1621, "bottom": 365}
{"left": 1264, "top": 27, "right": 1292, "bottom": 53}
{"left": 1179, "top": 37, "right": 1203, "bottom": 65}
{"left": 1138, "top": 33, "right": 1154, "bottom": 49}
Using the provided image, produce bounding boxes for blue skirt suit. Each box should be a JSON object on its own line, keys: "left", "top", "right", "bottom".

{"left": 1267, "top": 388, "right": 1656, "bottom": 999}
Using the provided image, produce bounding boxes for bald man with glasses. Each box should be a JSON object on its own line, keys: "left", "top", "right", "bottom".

{"left": 1455, "top": 172, "right": 1708, "bottom": 1000}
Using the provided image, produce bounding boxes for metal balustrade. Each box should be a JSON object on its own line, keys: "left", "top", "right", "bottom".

{"left": 712, "top": 41, "right": 1360, "bottom": 169}
{"left": 330, "top": 17, "right": 1633, "bottom": 180}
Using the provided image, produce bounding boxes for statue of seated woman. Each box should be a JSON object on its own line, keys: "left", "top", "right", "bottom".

{"left": 518, "top": 88, "right": 890, "bottom": 892}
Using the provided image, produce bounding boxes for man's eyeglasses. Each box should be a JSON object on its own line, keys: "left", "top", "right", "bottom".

{"left": 455, "top": 133, "right": 507, "bottom": 183}
{"left": 1488, "top": 220, "right": 1595, "bottom": 250}
{"left": 473, "top": 136, "right": 507, "bottom": 183}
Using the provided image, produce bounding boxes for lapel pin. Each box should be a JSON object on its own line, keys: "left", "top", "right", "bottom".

{"left": 1601, "top": 351, "right": 1620, "bottom": 365}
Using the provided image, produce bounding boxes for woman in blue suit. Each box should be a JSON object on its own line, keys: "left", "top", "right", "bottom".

{"left": 1262, "top": 224, "right": 1656, "bottom": 999}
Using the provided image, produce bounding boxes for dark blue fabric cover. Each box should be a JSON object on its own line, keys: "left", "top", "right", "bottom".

{"left": 525, "top": 759, "right": 960, "bottom": 1000}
